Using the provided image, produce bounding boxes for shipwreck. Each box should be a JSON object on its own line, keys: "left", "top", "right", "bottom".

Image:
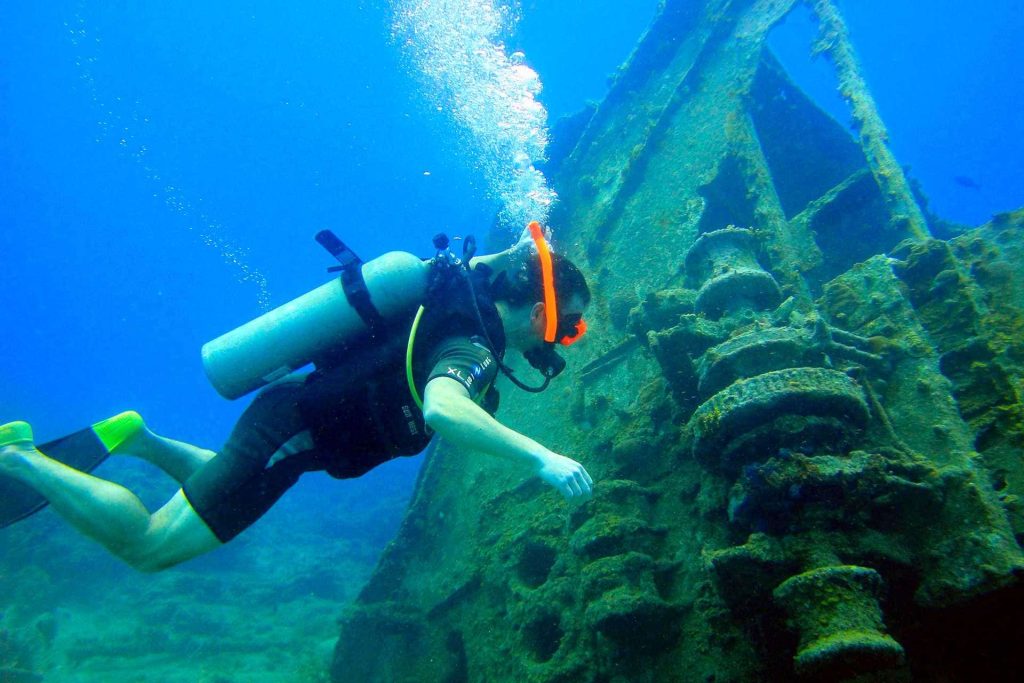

{"left": 331, "top": 1, "right": 1024, "bottom": 680}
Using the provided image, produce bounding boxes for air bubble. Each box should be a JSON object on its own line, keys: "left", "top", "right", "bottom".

{"left": 68, "top": 2, "right": 271, "bottom": 309}
{"left": 391, "top": 0, "right": 558, "bottom": 237}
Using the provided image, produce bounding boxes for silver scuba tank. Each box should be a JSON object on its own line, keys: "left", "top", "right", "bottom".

{"left": 201, "top": 250, "right": 429, "bottom": 400}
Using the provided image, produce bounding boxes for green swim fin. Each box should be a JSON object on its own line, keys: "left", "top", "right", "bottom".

{"left": 91, "top": 411, "right": 144, "bottom": 452}
{"left": 0, "top": 421, "right": 33, "bottom": 448}
{"left": 0, "top": 412, "right": 145, "bottom": 529}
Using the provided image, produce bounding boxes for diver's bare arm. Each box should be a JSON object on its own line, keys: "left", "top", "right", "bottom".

{"left": 470, "top": 247, "right": 516, "bottom": 273}
{"left": 423, "top": 377, "right": 593, "bottom": 500}
{"left": 470, "top": 224, "right": 539, "bottom": 273}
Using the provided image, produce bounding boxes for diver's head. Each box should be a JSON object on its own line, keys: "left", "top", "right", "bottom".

{"left": 492, "top": 250, "right": 590, "bottom": 352}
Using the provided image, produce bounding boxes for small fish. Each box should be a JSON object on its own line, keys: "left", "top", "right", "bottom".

{"left": 954, "top": 175, "right": 981, "bottom": 190}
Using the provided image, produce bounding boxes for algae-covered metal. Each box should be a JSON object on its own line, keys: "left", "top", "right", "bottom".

{"left": 331, "top": 1, "right": 1024, "bottom": 680}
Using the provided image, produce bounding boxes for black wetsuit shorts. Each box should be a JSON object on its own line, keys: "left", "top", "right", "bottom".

{"left": 182, "top": 337, "right": 498, "bottom": 543}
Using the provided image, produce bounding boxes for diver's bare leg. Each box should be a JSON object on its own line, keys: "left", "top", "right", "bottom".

{"left": 118, "top": 428, "right": 215, "bottom": 483}
{"left": 0, "top": 443, "right": 220, "bottom": 571}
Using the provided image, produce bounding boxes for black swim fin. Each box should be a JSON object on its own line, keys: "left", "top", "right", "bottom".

{"left": 0, "top": 412, "right": 143, "bottom": 529}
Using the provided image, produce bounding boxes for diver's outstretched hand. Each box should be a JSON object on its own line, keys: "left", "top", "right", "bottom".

{"left": 536, "top": 450, "right": 593, "bottom": 501}
{"left": 472, "top": 224, "right": 552, "bottom": 273}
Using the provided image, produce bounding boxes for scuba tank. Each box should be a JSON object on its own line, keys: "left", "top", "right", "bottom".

{"left": 202, "top": 232, "right": 429, "bottom": 399}
{"left": 203, "top": 227, "right": 575, "bottom": 401}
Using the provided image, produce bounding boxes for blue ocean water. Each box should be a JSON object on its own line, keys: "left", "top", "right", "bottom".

{"left": 0, "top": 1, "right": 1021, "bottom": 680}
{"left": 769, "top": 0, "right": 1023, "bottom": 228}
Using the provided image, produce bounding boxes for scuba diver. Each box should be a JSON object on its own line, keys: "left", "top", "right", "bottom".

{"left": 0, "top": 222, "right": 593, "bottom": 572}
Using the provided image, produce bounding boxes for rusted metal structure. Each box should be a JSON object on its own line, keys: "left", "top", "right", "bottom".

{"left": 331, "top": 1, "right": 1024, "bottom": 680}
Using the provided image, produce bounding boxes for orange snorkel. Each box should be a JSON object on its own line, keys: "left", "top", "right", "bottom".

{"left": 528, "top": 221, "right": 559, "bottom": 343}
{"left": 527, "top": 221, "right": 587, "bottom": 346}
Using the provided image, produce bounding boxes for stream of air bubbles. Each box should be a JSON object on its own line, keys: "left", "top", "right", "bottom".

{"left": 390, "top": 0, "right": 558, "bottom": 237}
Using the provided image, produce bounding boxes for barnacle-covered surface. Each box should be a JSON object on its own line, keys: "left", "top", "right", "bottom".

{"left": 331, "top": 1, "right": 1024, "bottom": 680}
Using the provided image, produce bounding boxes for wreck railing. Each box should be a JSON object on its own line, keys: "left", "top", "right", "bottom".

{"left": 808, "top": 0, "right": 932, "bottom": 238}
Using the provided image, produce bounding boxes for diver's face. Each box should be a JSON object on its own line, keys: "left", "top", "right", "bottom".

{"left": 528, "top": 294, "right": 587, "bottom": 347}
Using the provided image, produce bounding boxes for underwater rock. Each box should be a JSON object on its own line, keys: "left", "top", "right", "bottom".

{"left": 515, "top": 540, "right": 559, "bottom": 589}
{"left": 0, "top": 628, "right": 37, "bottom": 681}
{"left": 687, "top": 367, "right": 870, "bottom": 472}
{"left": 0, "top": 669, "right": 43, "bottom": 683}
{"left": 727, "top": 450, "right": 940, "bottom": 534}
{"left": 646, "top": 314, "right": 723, "bottom": 408}
{"left": 683, "top": 227, "right": 783, "bottom": 320}
{"left": 912, "top": 468, "right": 1024, "bottom": 607}
{"left": 628, "top": 288, "right": 697, "bottom": 336}
{"left": 585, "top": 587, "right": 686, "bottom": 654}
{"left": 570, "top": 513, "right": 666, "bottom": 562}
{"left": 330, "top": 602, "right": 430, "bottom": 683}
{"left": 890, "top": 213, "right": 1024, "bottom": 541}
{"left": 32, "top": 614, "right": 56, "bottom": 649}
{"left": 774, "top": 565, "right": 906, "bottom": 680}
{"left": 580, "top": 551, "right": 656, "bottom": 600}
{"left": 696, "top": 326, "right": 825, "bottom": 397}
{"left": 709, "top": 533, "right": 798, "bottom": 611}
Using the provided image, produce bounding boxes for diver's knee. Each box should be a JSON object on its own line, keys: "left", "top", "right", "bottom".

{"left": 116, "top": 531, "right": 176, "bottom": 572}
{"left": 125, "top": 554, "right": 169, "bottom": 573}
{"left": 121, "top": 536, "right": 201, "bottom": 573}
{"left": 127, "top": 490, "right": 221, "bottom": 572}
{"left": 114, "top": 542, "right": 167, "bottom": 572}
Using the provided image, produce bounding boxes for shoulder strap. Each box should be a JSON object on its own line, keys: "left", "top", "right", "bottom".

{"left": 316, "top": 230, "right": 387, "bottom": 338}
{"left": 341, "top": 265, "right": 387, "bottom": 337}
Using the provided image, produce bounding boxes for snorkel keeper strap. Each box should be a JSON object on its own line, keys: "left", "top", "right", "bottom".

{"left": 528, "top": 221, "right": 559, "bottom": 343}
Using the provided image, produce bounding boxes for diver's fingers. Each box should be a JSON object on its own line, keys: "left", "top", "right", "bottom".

{"left": 566, "top": 476, "right": 584, "bottom": 498}
{"left": 514, "top": 226, "right": 538, "bottom": 257}
{"left": 581, "top": 478, "right": 593, "bottom": 498}
{"left": 580, "top": 466, "right": 594, "bottom": 487}
{"left": 575, "top": 471, "right": 592, "bottom": 496}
